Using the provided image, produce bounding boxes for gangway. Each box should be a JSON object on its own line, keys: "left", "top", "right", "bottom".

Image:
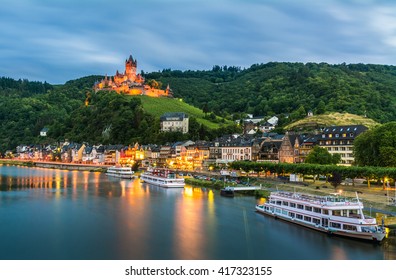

{"left": 226, "top": 186, "right": 261, "bottom": 191}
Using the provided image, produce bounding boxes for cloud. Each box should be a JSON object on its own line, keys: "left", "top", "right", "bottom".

{"left": 1, "top": 0, "right": 396, "bottom": 83}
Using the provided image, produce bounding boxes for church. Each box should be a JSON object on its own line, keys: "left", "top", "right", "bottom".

{"left": 94, "top": 55, "right": 172, "bottom": 97}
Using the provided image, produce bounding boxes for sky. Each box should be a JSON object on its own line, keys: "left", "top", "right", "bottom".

{"left": 1, "top": 0, "right": 396, "bottom": 84}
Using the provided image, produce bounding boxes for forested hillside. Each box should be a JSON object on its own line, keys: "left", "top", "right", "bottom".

{"left": 0, "top": 76, "right": 236, "bottom": 152}
{"left": 146, "top": 63, "right": 396, "bottom": 123}
{"left": 2, "top": 61, "right": 396, "bottom": 153}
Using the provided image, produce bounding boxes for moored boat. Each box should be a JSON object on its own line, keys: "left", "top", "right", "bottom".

{"left": 140, "top": 168, "right": 185, "bottom": 188}
{"left": 256, "top": 191, "right": 387, "bottom": 242}
{"left": 220, "top": 186, "right": 234, "bottom": 197}
{"left": 106, "top": 166, "right": 135, "bottom": 179}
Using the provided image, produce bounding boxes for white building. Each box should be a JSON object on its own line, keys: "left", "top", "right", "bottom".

{"left": 160, "top": 112, "right": 189, "bottom": 134}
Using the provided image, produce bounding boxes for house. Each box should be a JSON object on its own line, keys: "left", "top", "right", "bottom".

{"left": 259, "top": 121, "right": 276, "bottom": 133}
{"left": 257, "top": 139, "right": 282, "bottom": 162}
{"left": 160, "top": 112, "right": 189, "bottom": 134}
{"left": 317, "top": 125, "right": 368, "bottom": 165}
{"left": 267, "top": 116, "right": 279, "bottom": 126}
{"left": 40, "top": 127, "right": 49, "bottom": 137}
{"left": 219, "top": 137, "right": 253, "bottom": 163}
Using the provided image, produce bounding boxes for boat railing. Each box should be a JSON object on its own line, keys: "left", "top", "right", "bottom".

{"left": 273, "top": 191, "right": 361, "bottom": 206}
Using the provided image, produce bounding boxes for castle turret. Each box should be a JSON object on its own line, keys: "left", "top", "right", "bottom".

{"left": 125, "top": 54, "right": 137, "bottom": 81}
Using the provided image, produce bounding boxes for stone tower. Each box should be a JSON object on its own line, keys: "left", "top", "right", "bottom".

{"left": 125, "top": 55, "right": 137, "bottom": 81}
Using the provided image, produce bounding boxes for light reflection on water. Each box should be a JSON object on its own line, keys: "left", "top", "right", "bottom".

{"left": 0, "top": 165, "right": 395, "bottom": 260}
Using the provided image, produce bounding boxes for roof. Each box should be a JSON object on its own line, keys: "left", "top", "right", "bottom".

{"left": 40, "top": 127, "right": 49, "bottom": 133}
{"left": 160, "top": 112, "right": 188, "bottom": 121}
{"left": 321, "top": 125, "right": 368, "bottom": 140}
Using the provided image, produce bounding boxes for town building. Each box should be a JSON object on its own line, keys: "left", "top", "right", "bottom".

{"left": 160, "top": 112, "right": 189, "bottom": 134}
{"left": 40, "top": 127, "right": 49, "bottom": 137}
{"left": 317, "top": 125, "right": 368, "bottom": 165}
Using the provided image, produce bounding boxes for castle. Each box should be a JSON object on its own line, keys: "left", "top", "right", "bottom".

{"left": 94, "top": 55, "right": 172, "bottom": 97}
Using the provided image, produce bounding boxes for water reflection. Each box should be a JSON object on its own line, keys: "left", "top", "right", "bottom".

{"left": 0, "top": 165, "right": 395, "bottom": 260}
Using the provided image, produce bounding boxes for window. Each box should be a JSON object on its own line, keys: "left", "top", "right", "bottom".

{"left": 296, "top": 214, "right": 303, "bottom": 220}
{"left": 282, "top": 201, "right": 289, "bottom": 206}
{"left": 304, "top": 216, "right": 312, "bottom": 222}
{"left": 290, "top": 203, "right": 296, "bottom": 208}
{"left": 343, "top": 224, "right": 357, "bottom": 231}
{"left": 313, "top": 207, "right": 321, "bottom": 213}
{"left": 305, "top": 206, "right": 312, "bottom": 211}
{"left": 332, "top": 210, "right": 341, "bottom": 216}
{"left": 276, "top": 201, "right": 282, "bottom": 205}
{"left": 322, "top": 209, "right": 329, "bottom": 215}
{"left": 297, "top": 204, "right": 304, "bottom": 210}
{"left": 313, "top": 218, "right": 320, "bottom": 225}
{"left": 330, "top": 222, "right": 341, "bottom": 229}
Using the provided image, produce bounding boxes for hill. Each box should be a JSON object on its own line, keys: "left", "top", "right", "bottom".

{"left": 146, "top": 63, "right": 396, "bottom": 124}
{"left": 136, "top": 95, "right": 232, "bottom": 129}
{"left": 284, "top": 112, "right": 379, "bottom": 130}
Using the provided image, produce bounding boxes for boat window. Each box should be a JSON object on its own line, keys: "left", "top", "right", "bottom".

{"left": 275, "top": 208, "right": 281, "bottom": 214}
{"left": 305, "top": 206, "right": 312, "bottom": 211}
{"left": 282, "top": 201, "right": 289, "bottom": 206}
{"left": 332, "top": 210, "right": 341, "bottom": 216}
{"left": 313, "top": 218, "right": 320, "bottom": 225}
{"left": 348, "top": 210, "right": 359, "bottom": 218}
{"left": 282, "top": 210, "right": 288, "bottom": 215}
{"left": 322, "top": 209, "right": 329, "bottom": 215}
{"left": 296, "top": 214, "right": 303, "bottom": 220}
{"left": 289, "top": 212, "right": 295, "bottom": 218}
{"left": 313, "top": 207, "right": 321, "bottom": 213}
{"left": 330, "top": 222, "right": 341, "bottom": 229}
{"left": 290, "top": 203, "right": 296, "bottom": 208}
{"left": 297, "top": 204, "right": 304, "bottom": 210}
{"left": 304, "top": 216, "right": 312, "bottom": 222}
{"left": 343, "top": 224, "right": 357, "bottom": 231}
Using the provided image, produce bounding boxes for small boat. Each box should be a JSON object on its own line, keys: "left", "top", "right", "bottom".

{"left": 220, "top": 186, "right": 234, "bottom": 197}
{"left": 256, "top": 191, "right": 387, "bottom": 242}
{"left": 140, "top": 168, "right": 185, "bottom": 188}
{"left": 106, "top": 166, "right": 135, "bottom": 179}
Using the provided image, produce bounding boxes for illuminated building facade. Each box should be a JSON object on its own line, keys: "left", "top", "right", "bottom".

{"left": 94, "top": 55, "right": 173, "bottom": 97}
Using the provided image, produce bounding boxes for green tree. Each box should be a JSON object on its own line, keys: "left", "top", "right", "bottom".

{"left": 305, "top": 146, "right": 340, "bottom": 165}
{"left": 316, "top": 100, "right": 326, "bottom": 114}
{"left": 328, "top": 171, "right": 342, "bottom": 190}
{"left": 354, "top": 122, "right": 396, "bottom": 167}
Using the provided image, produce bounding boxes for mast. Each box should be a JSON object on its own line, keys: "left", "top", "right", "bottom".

{"left": 355, "top": 191, "right": 365, "bottom": 219}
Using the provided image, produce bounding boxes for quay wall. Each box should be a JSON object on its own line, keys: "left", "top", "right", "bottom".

{"left": 0, "top": 159, "right": 107, "bottom": 172}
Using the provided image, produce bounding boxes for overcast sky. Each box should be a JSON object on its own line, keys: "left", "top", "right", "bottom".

{"left": 1, "top": 0, "right": 396, "bottom": 84}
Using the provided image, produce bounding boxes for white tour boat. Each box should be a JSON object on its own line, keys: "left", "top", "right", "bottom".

{"left": 106, "top": 166, "right": 135, "bottom": 179}
{"left": 256, "top": 191, "right": 387, "bottom": 242}
{"left": 140, "top": 168, "right": 185, "bottom": 188}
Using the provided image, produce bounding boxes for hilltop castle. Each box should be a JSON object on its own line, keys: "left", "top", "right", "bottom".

{"left": 94, "top": 55, "right": 172, "bottom": 97}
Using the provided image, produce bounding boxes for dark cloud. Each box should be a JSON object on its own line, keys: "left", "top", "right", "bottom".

{"left": 1, "top": 0, "right": 396, "bottom": 84}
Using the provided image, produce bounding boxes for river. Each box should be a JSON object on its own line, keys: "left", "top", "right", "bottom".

{"left": 0, "top": 165, "right": 394, "bottom": 260}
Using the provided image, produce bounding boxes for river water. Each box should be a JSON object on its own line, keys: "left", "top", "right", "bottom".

{"left": 0, "top": 165, "right": 394, "bottom": 260}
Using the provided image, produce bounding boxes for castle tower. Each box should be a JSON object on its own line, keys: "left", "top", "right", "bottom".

{"left": 125, "top": 55, "right": 137, "bottom": 81}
